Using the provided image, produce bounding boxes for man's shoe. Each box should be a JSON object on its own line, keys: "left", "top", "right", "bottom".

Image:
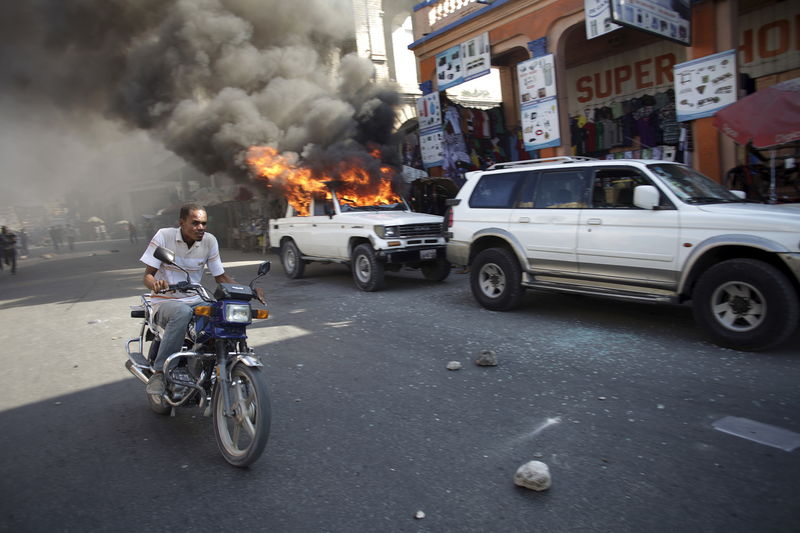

{"left": 146, "top": 373, "right": 166, "bottom": 395}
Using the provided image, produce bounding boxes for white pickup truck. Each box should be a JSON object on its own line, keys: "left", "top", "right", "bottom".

{"left": 269, "top": 188, "right": 450, "bottom": 291}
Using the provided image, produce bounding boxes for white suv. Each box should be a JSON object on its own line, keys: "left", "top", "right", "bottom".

{"left": 270, "top": 187, "right": 449, "bottom": 291}
{"left": 446, "top": 156, "right": 800, "bottom": 351}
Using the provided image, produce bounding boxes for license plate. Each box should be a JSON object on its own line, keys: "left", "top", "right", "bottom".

{"left": 420, "top": 249, "right": 436, "bottom": 260}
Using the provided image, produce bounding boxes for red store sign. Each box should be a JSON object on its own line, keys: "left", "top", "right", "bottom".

{"left": 566, "top": 41, "right": 685, "bottom": 114}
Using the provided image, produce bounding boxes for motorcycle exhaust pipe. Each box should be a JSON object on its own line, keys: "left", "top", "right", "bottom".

{"left": 125, "top": 359, "right": 150, "bottom": 385}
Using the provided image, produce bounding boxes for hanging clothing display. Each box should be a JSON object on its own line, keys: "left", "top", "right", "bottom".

{"left": 569, "top": 88, "right": 681, "bottom": 159}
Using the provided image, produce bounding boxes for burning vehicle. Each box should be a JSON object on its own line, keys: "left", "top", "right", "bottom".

{"left": 248, "top": 146, "right": 450, "bottom": 291}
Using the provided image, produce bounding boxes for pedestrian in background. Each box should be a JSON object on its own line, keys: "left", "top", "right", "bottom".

{"left": 1, "top": 226, "right": 17, "bottom": 274}
{"left": 128, "top": 222, "right": 138, "bottom": 243}
{"left": 19, "top": 228, "right": 29, "bottom": 256}
{"left": 65, "top": 224, "right": 77, "bottom": 251}
{"left": 49, "top": 226, "right": 61, "bottom": 252}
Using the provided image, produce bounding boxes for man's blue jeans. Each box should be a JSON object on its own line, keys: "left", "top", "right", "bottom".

{"left": 153, "top": 301, "right": 196, "bottom": 372}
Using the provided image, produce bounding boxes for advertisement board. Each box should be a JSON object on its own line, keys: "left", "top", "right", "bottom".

{"left": 610, "top": 0, "right": 691, "bottom": 46}
{"left": 517, "top": 55, "right": 557, "bottom": 105}
{"left": 435, "top": 33, "right": 491, "bottom": 91}
{"left": 585, "top": 0, "right": 621, "bottom": 39}
{"left": 520, "top": 98, "right": 561, "bottom": 150}
{"left": 517, "top": 55, "right": 561, "bottom": 150}
{"left": 435, "top": 45, "right": 464, "bottom": 91}
{"left": 674, "top": 49, "right": 737, "bottom": 122}
{"left": 461, "top": 32, "right": 491, "bottom": 82}
{"left": 420, "top": 129, "right": 444, "bottom": 169}
{"left": 416, "top": 92, "right": 442, "bottom": 132}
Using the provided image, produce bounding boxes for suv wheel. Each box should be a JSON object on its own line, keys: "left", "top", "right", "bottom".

{"left": 470, "top": 247, "right": 524, "bottom": 310}
{"left": 352, "top": 244, "right": 385, "bottom": 292}
{"left": 692, "top": 259, "right": 799, "bottom": 351}
{"left": 281, "top": 240, "right": 305, "bottom": 279}
{"left": 421, "top": 256, "right": 451, "bottom": 282}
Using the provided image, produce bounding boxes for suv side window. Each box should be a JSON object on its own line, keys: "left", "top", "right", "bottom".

{"left": 590, "top": 169, "right": 657, "bottom": 208}
{"left": 469, "top": 172, "right": 524, "bottom": 208}
{"left": 534, "top": 170, "right": 589, "bottom": 208}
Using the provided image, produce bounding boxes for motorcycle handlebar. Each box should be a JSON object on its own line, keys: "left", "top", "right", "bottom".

{"left": 156, "top": 282, "right": 197, "bottom": 294}
{"left": 155, "top": 283, "right": 213, "bottom": 302}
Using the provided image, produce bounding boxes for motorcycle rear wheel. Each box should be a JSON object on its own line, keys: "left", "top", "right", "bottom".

{"left": 212, "top": 364, "right": 271, "bottom": 467}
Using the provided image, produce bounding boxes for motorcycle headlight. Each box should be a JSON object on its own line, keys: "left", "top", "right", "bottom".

{"left": 374, "top": 225, "right": 399, "bottom": 238}
{"left": 224, "top": 303, "right": 252, "bottom": 323}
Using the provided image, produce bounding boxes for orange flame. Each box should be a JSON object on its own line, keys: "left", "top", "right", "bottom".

{"left": 246, "top": 145, "right": 400, "bottom": 216}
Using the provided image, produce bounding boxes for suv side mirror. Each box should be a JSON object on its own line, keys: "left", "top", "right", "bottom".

{"left": 325, "top": 204, "right": 335, "bottom": 219}
{"left": 154, "top": 246, "right": 176, "bottom": 265}
{"left": 633, "top": 185, "right": 660, "bottom": 210}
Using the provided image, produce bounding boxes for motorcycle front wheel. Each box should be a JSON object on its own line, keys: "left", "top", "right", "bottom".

{"left": 147, "top": 391, "right": 172, "bottom": 415}
{"left": 212, "top": 364, "right": 271, "bottom": 467}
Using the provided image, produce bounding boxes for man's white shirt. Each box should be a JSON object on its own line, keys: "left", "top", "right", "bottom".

{"left": 140, "top": 227, "right": 225, "bottom": 308}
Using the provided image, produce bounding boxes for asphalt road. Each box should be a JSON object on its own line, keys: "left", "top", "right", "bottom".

{"left": 1, "top": 238, "right": 798, "bottom": 532}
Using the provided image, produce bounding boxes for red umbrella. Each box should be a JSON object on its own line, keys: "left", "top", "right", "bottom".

{"left": 713, "top": 77, "right": 800, "bottom": 149}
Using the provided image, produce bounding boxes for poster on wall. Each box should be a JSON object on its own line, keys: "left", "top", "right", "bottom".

{"left": 585, "top": 0, "right": 621, "bottom": 39}
{"left": 674, "top": 49, "right": 737, "bottom": 122}
{"left": 420, "top": 128, "right": 444, "bottom": 169}
{"left": 517, "top": 55, "right": 557, "bottom": 105}
{"left": 461, "top": 32, "right": 491, "bottom": 82}
{"left": 416, "top": 92, "right": 442, "bottom": 132}
{"left": 609, "top": 0, "right": 691, "bottom": 46}
{"left": 517, "top": 54, "right": 561, "bottom": 150}
{"left": 520, "top": 98, "right": 561, "bottom": 150}
{"left": 435, "top": 45, "right": 464, "bottom": 91}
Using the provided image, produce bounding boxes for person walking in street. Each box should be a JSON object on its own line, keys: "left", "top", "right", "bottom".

{"left": 139, "top": 203, "right": 265, "bottom": 395}
{"left": 49, "top": 226, "right": 61, "bottom": 252}
{"left": 1, "top": 226, "right": 18, "bottom": 274}
{"left": 19, "top": 228, "right": 29, "bottom": 256}
{"left": 128, "top": 222, "right": 138, "bottom": 243}
{"left": 65, "top": 224, "right": 77, "bottom": 251}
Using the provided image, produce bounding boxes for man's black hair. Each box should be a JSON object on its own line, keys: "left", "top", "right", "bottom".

{"left": 179, "top": 203, "right": 206, "bottom": 220}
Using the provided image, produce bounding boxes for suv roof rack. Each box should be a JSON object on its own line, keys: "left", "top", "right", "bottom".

{"left": 488, "top": 156, "right": 597, "bottom": 170}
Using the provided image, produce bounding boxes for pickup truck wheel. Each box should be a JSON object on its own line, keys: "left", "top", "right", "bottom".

{"left": 281, "top": 240, "right": 305, "bottom": 279}
{"left": 421, "top": 256, "right": 451, "bottom": 282}
{"left": 692, "top": 259, "right": 799, "bottom": 351}
{"left": 352, "top": 244, "right": 385, "bottom": 291}
{"left": 470, "top": 247, "right": 524, "bottom": 311}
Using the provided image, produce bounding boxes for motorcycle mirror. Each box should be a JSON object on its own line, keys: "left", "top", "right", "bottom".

{"left": 154, "top": 246, "right": 176, "bottom": 265}
{"left": 250, "top": 261, "right": 271, "bottom": 290}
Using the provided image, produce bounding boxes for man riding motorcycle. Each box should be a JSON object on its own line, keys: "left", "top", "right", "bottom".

{"left": 140, "top": 203, "right": 265, "bottom": 395}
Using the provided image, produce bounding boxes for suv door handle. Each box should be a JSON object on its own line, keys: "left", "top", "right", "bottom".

{"left": 518, "top": 217, "right": 530, "bottom": 223}
{"left": 587, "top": 218, "right": 602, "bottom": 225}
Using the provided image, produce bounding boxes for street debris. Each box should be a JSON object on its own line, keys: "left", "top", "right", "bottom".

{"left": 446, "top": 361, "right": 462, "bottom": 370}
{"left": 475, "top": 349, "right": 497, "bottom": 366}
{"left": 87, "top": 319, "right": 107, "bottom": 325}
{"left": 514, "top": 460, "right": 551, "bottom": 491}
{"left": 414, "top": 510, "right": 426, "bottom": 519}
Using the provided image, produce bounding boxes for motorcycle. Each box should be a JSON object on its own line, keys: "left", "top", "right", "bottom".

{"left": 125, "top": 245, "right": 272, "bottom": 467}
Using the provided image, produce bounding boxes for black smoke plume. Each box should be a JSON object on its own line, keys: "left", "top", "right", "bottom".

{"left": 0, "top": 0, "right": 402, "bottom": 193}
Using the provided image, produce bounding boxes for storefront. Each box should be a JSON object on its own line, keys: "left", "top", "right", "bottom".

{"left": 408, "top": 0, "right": 799, "bottom": 191}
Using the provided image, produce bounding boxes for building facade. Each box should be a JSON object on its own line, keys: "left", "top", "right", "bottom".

{"left": 408, "top": 0, "right": 799, "bottom": 184}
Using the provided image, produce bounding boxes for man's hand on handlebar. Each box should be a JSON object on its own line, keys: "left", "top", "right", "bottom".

{"left": 152, "top": 279, "right": 170, "bottom": 293}
{"left": 255, "top": 287, "right": 266, "bottom": 305}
